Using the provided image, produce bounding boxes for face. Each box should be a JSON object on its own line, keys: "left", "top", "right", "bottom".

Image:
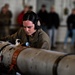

{"left": 2, "top": 7, "right": 7, "bottom": 14}
{"left": 72, "top": 10, "right": 75, "bottom": 14}
{"left": 24, "top": 6, "right": 29, "bottom": 13}
{"left": 23, "top": 20, "right": 36, "bottom": 35}
{"left": 42, "top": 7, "right": 46, "bottom": 11}
{"left": 50, "top": 7, "right": 55, "bottom": 12}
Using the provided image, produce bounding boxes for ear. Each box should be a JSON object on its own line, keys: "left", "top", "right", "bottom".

{"left": 37, "top": 20, "right": 41, "bottom": 26}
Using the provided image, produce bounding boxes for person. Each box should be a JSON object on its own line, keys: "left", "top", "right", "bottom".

{"left": 1, "top": 11, "right": 50, "bottom": 50}
{"left": 64, "top": 8, "right": 75, "bottom": 50}
{"left": 0, "top": 5, "right": 12, "bottom": 37}
{"left": 0, "top": 4, "right": 12, "bottom": 37}
{"left": 4, "top": 3, "right": 13, "bottom": 25}
{"left": 17, "top": 5, "right": 29, "bottom": 27}
{"left": 47, "top": 6, "right": 60, "bottom": 49}
{"left": 37, "top": 4, "right": 48, "bottom": 33}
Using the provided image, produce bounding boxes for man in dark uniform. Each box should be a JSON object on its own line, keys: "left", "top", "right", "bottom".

{"left": 37, "top": 4, "right": 48, "bottom": 33}
{"left": 64, "top": 8, "right": 75, "bottom": 50}
{"left": 47, "top": 6, "right": 60, "bottom": 49}
{"left": 1, "top": 11, "right": 50, "bottom": 50}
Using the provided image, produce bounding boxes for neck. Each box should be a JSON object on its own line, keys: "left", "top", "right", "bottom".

{"left": 29, "top": 30, "right": 36, "bottom": 36}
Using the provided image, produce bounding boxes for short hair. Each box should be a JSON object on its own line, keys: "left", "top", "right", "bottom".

{"left": 29, "top": 6, "right": 33, "bottom": 10}
{"left": 42, "top": 4, "right": 46, "bottom": 8}
{"left": 24, "top": 5, "right": 29, "bottom": 8}
{"left": 23, "top": 11, "right": 41, "bottom": 29}
{"left": 4, "top": 3, "right": 9, "bottom": 7}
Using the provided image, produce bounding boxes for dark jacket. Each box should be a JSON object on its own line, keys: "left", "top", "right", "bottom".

{"left": 67, "top": 14, "right": 75, "bottom": 30}
{"left": 47, "top": 12, "right": 60, "bottom": 29}
{"left": 37, "top": 10, "right": 48, "bottom": 26}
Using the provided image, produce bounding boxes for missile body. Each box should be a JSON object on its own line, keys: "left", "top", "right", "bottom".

{"left": 0, "top": 41, "right": 75, "bottom": 75}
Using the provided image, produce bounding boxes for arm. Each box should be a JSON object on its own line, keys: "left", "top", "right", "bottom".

{"left": 38, "top": 30, "right": 51, "bottom": 50}
{"left": 67, "top": 15, "right": 72, "bottom": 30}
{"left": 55, "top": 13, "right": 60, "bottom": 29}
{"left": 40, "top": 41, "right": 51, "bottom": 50}
{"left": 0, "top": 28, "right": 22, "bottom": 44}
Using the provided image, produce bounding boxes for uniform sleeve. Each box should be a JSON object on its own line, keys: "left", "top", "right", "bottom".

{"left": 0, "top": 28, "right": 22, "bottom": 44}
{"left": 38, "top": 31, "right": 51, "bottom": 50}
{"left": 40, "top": 41, "right": 51, "bottom": 50}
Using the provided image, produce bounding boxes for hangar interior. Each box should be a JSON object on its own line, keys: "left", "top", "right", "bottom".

{"left": 0, "top": 0, "right": 75, "bottom": 75}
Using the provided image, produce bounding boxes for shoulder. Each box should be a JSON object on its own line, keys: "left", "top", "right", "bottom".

{"left": 67, "top": 14, "right": 72, "bottom": 19}
{"left": 37, "top": 29, "right": 50, "bottom": 49}
{"left": 54, "top": 12, "right": 59, "bottom": 16}
{"left": 38, "top": 29, "right": 50, "bottom": 40}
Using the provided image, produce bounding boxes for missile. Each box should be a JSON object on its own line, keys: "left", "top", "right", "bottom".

{"left": 0, "top": 41, "right": 75, "bottom": 75}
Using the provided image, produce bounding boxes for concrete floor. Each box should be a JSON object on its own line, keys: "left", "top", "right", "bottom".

{"left": 52, "top": 43, "right": 75, "bottom": 54}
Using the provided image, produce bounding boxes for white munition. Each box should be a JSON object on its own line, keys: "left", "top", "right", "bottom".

{"left": 0, "top": 41, "right": 75, "bottom": 75}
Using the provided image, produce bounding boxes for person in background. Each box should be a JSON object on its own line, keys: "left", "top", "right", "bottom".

{"left": 0, "top": 5, "right": 12, "bottom": 37}
{"left": 0, "top": 6, "right": 10, "bottom": 25}
{"left": 0, "top": 3, "right": 12, "bottom": 37}
{"left": 17, "top": 5, "right": 29, "bottom": 27}
{"left": 4, "top": 3, "right": 13, "bottom": 25}
{"left": 47, "top": 6, "right": 60, "bottom": 49}
{"left": 37, "top": 4, "right": 48, "bottom": 33}
{"left": 1, "top": 11, "right": 50, "bottom": 50}
{"left": 64, "top": 8, "right": 75, "bottom": 50}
